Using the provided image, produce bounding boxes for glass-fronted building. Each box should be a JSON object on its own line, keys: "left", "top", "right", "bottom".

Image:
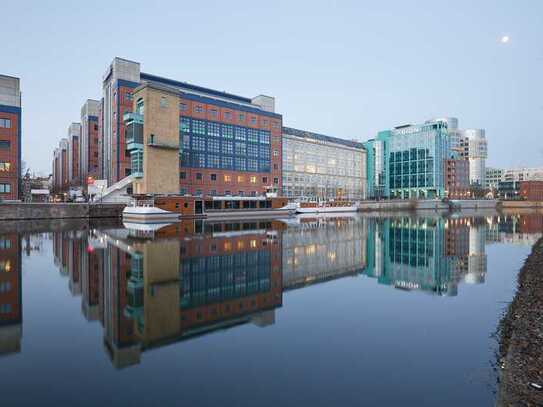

{"left": 282, "top": 127, "right": 366, "bottom": 200}
{"left": 364, "top": 120, "right": 451, "bottom": 199}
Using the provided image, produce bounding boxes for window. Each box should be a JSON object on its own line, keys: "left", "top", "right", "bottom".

{"left": 235, "top": 142, "right": 246, "bottom": 155}
{"left": 247, "top": 144, "right": 258, "bottom": 157}
{"left": 248, "top": 159, "right": 258, "bottom": 172}
{"left": 222, "top": 124, "right": 233, "bottom": 139}
{"left": 0, "top": 183, "right": 11, "bottom": 193}
{"left": 235, "top": 126, "right": 246, "bottom": 141}
{"left": 273, "top": 177, "right": 279, "bottom": 184}
{"left": 210, "top": 109, "right": 218, "bottom": 118}
{"left": 0, "top": 162, "right": 11, "bottom": 172}
{"left": 207, "top": 154, "right": 220, "bottom": 168}
{"left": 192, "top": 135, "right": 206, "bottom": 151}
{"left": 250, "top": 176, "right": 257, "bottom": 184}
{"left": 182, "top": 134, "right": 191, "bottom": 149}
{"left": 210, "top": 173, "right": 217, "bottom": 181}
{"left": 273, "top": 149, "right": 279, "bottom": 157}
{"left": 259, "top": 131, "right": 270, "bottom": 144}
{"left": 0, "top": 140, "right": 11, "bottom": 149}
{"left": 136, "top": 98, "right": 144, "bottom": 115}
{"left": 222, "top": 156, "right": 233, "bottom": 169}
{"left": 259, "top": 160, "right": 271, "bottom": 172}
{"left": 196, "top": 173, "right": 203, "bottom": 180}
{"left": 193, "top": 120, "right": 206, "bottom": 135}
{"left": 179, "top": 102, "right": 188, "bottom": 112}
{"left": 0, "top": 118, "right": 12, "bottom": 128}
{"left": 194, "top": 105, "right": 204, "bottom": 113}
{"left": 181, "top": 117, "right": 191, "bottom": 133}
{"left": 238, "top": 113, "right": 245, "bottom": 122}
{"left": 0, "top": 240, "right": 11, "bottom": 249}
{"left": 209, "top": 189, "right": 217, "bottom": 196}
{"left": 237, "top": 175, "right": 244, "bottom": 183}
{"left": 272, "top": 121, "right": 280, "bottom": 129}
{"left": 180, "top": 172, "right": 186, "bottom": 179}
{"left": 160, "top": 96, "right": 169, "bottom": 108}
{"left": 235, "top": 157, "right": 246, "bottom": 171}
{"left": 207, "top": 138, "right": 220, "bottom": 153}
{"left": 224, "top": 111, "right": 232, "bottom": 120}
{"left": 195, "top": 153, "right": 206, "bottom": 167}
{"left": 180, "top": 188, "right": 187, "bottom": 195}
{"left": 208, "top": 122, "right": 220, "bottom": 137}
{"left": 222, "top": 140, "right": 233, "bottom": 155}
{"left": 247, "top": 129, "right": 259, "bottom": 143}
{"left": 250, "top": 116, "right": 257, "bottom": 125}
{"left": 224, "top": 175, "right": 232, "bottom": 182}
{"left": 262, "top": 119, "right": 268, "bottom": 127}
{"left": 259, "top": 145, "right": 270, "bottom": 158}
{"left": 262, "top": 177, "right": 268, "bottom": 184}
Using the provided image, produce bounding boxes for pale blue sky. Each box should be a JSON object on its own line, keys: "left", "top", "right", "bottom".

{"left": 2, "top": 0, "right": 542, "bottom": 174}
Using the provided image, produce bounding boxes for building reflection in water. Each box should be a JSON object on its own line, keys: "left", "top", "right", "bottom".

{"left": 364, "top": 216, "right": 489, "bottom": 295}
{"left": 0, "top": 233, "right": 21, "bottom": 356}
{"left": 282, "top": 215, "right": 366, "bottom": 290}
{"left": 2, "top": 212, "right": 542, "bottom": 368}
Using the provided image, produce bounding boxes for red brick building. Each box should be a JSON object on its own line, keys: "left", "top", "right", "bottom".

{"left": 444, "top": 159, "right": 470, "bottom": 199}
{"left": 103, "top": 57, "right": 282, "bottom": 196}
{"left": 0, "top": 75, "right": 21, "bottom": 201}
{"left": 519, "top": 181, "right": 543, "bottom": 201}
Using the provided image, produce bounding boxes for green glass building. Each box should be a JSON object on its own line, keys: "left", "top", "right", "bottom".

{"left": 364, "top": 120, "right": 451, "bottom": 199}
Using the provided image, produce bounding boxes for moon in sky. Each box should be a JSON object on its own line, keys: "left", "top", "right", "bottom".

{"left": 501, "top": 35, "right": 510, "bottom": 43}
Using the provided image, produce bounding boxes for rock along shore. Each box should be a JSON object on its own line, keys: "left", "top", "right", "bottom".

{"left": 497, "top": 238, "right": 543, "bottom": 406}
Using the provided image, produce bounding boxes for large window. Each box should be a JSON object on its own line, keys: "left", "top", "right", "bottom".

{"left": 181, "top": 117, "right": 191, "bottom": 133}
{"left": 222, "top": 124, "right": 234, "bottom": 139}
{"left": 208, "top": 122, "right": 220, "bottom": 137}
{"left": 180, "top": 116, "right": 274, "bottom": 172}
{"left": 193, "top": 120, "right": 206, "bottom": 135}
{"left": 0, "top": 162, "right": 11, "bottom": 171}
{"left": 0, "top": 140, "right": 10, "bottom": 149}
{"left": 235, "top": 142, "right": 246, "bottom": 156}
{"left": 207, "top": 138, "right": 220, "bottom": 153}
{"left": 222, "top": 140, "right": 233, "bottom": 155}
{"left": 0, "top": 183, "right": 11, "bottom": 193}
{"left": 235, "top": 126, "right": 246, "bottom": 141}
{"left": 0, "top": 118, "right": 12, "bottom": 128}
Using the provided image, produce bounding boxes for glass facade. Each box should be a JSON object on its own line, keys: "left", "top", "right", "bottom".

{"left": 282, "top": 129, "right": 366, "bottom": 200}
{"left": 365, "top": 121, "right": 450, "bottom": 199}
{"left": 180, "top": 117, "right": 271, "bottom": 172}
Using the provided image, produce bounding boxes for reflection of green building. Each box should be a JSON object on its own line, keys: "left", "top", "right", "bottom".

{"left": 364, "top": 218, "right": 460, "bottom": 296}
{"left": 364, "top": 120, "right": 451, "bottom": 199}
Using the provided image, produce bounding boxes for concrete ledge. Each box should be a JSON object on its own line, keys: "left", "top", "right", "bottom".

{"left": 0, "top": 203, "right": 125, "bottom": 221}
{"left": 500, "top": 201, "right": 543, "bottom": 209}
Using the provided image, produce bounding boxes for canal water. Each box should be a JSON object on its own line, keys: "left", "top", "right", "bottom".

{"left": 0, "top": 212, "right": 538, "bottom": 406}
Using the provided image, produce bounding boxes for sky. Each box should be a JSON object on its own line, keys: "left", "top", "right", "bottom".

{"left": 2, "top": 0, "right": 542, "bottom": 174}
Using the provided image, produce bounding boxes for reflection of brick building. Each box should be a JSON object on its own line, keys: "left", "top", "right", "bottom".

{"left": 91, "top": 220, "right": 282, "bottom": 368}
{"left": 517, "top": 214, "right": 543, "bottom": 234}
{"left": 0, "top": 234, "right": 22, "bottom": 355}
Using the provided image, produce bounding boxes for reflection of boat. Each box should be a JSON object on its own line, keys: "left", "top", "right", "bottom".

{"left": 122, "top": 203, "right": 180, "bottom": 224}
{"left": 295, "top": 200, "right": 358, "bottom": 214}
{"left": 122, "top": 222, "right": 174, "bottom": 232}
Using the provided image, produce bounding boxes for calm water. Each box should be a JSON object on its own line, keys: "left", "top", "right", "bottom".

{"left": 0, "top": 212, "right": 539, "bottom": 406}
